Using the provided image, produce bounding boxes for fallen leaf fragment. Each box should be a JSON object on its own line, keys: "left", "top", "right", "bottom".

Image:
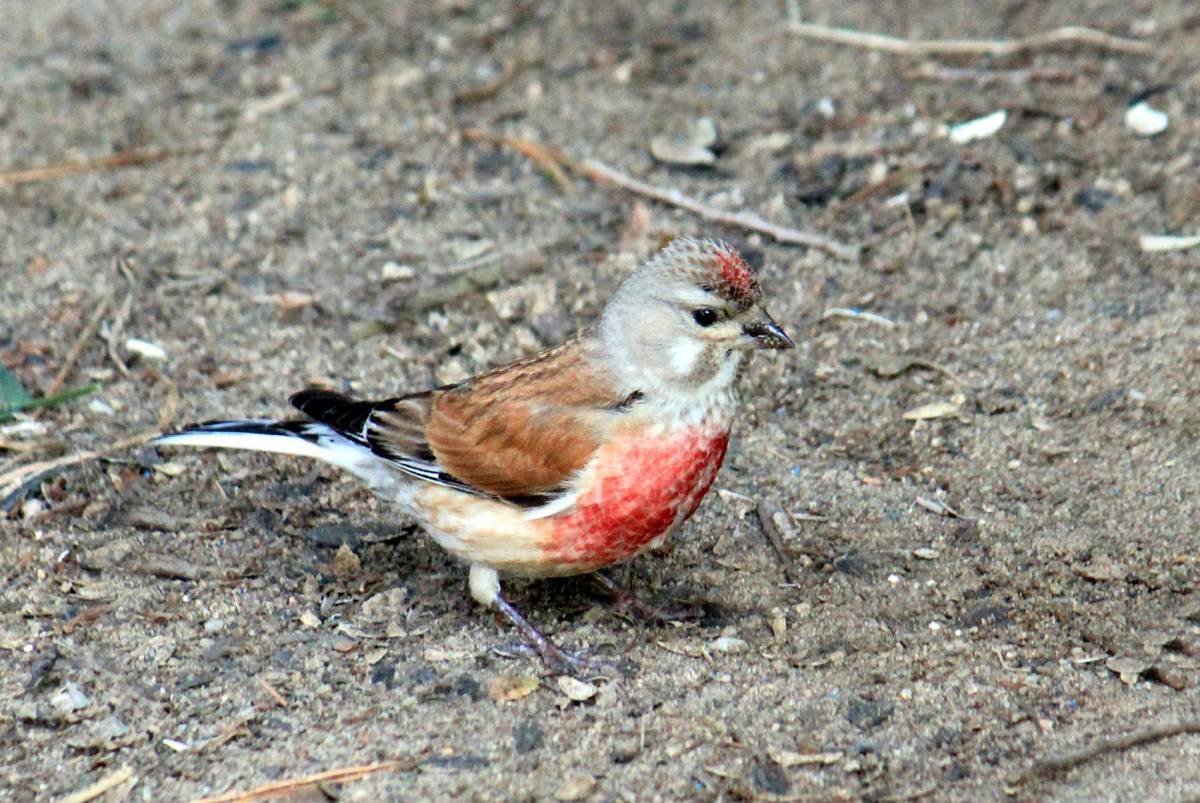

{"left": 488, "top": 674, "right": 539, "bottom": 702}
{"left": 650, "top": 117, "right": 718, "bottom": 166}
{"left": 869, "top": 355, "right": 922, "bottom": 377}
{"left": 330, "top": 544, "right": 361, "bottom": 579}
{"left": 1106, "top": 656, "right": 1151, "bottom": 685}
{"left": 556, "top": 675, "right": 598, "bottom": 702}
{"left": 152, "top": 462, "right": 187, "bottom": 477}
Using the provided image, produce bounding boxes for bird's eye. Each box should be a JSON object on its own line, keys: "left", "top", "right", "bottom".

{"left": 692, "top": 307, "right": 718, "bottom": 327}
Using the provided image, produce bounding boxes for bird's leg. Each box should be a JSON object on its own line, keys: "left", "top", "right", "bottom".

{"left": 592, "top": 571, "right": 669, "bottom": 623}
{"left": 489, "top": 593, "right": 587, "bottom": 676}
{"left": 470, "top": 564, "right": 599, "bottom": 676}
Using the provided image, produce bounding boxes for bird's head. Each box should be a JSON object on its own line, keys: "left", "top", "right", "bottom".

{"left": 599, "top": 238, "right": 793, "bottom": 402}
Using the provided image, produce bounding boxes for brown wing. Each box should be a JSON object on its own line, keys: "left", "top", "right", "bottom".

{"left": 295, "top": 333, "right": 634, "bottom": 502}
{"left": 422, "top": 336, "right": 626, "bottom": 498}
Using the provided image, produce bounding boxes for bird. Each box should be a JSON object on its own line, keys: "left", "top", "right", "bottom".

{"left": 154, "top": 237, "right": 793, "bottom": 673}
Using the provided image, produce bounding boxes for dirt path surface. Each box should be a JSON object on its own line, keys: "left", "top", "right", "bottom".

{"left": 3, "top": 2, "right": 1199, "bottom": 800}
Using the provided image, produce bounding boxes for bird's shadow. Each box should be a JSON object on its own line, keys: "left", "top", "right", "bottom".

{"left": 518, "top": 575, "right": 740, "bottom": 631}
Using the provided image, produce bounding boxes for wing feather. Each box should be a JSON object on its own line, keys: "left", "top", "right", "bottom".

{"left": 291, "top": 334, "right": 635, "bottom": 504}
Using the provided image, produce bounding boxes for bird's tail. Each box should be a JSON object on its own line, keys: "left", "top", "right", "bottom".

{"left": 154, "top": 419, "right": 393, "bottom": 488}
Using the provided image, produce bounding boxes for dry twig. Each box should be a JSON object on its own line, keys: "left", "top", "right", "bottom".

{"left": 153, "top": 371, "right": 180, "bottom": 431}
{"left": 461, "top": 128, "right": 860, "bottom": 260}
{"left": 578, "top": 159, "right": 861, "bottom": 260}
{"left": 756, "top": 500, "right": 802, "bottom": 585}
{"left": 102, "top": 292, "right": 134, "bottom": 379}
{"left": 1021, "top": 719, "right": 1200, "bottom": 782}
{"left": 46, "top": 296, "right": 112, "bottom": 396}
{"left": 453, "top": 59, "right": 525, "bottom": 105}
{"left": 258, "top": 676, "right": 288, "bottom": 708}
{"left": 0, "top": 429, "right": 158, "bottom": 507}
{"left": 59, "top": 766, "right": 136, "bottom": 803}
{"left": 876, "top": 782, "right": 940, "bottom": 802}
{"left": 101, "top": 260, "right": 138, "bottom": 378}
{"left": 461, "top": 127, "right": 571, "bottom": 188}
{"left": 204, "top": 719, "right": 252, "bottom": 751}
{"left": 910, "top": 63, "right": 1082, "bottom": 85}
{"left": 0, "top": 146, "right": 205, "bottom": 187}
{"left": 190, "top": 758, "right": 421, "bottom": 803}
{"left": 352, "top": 242, "right": 561, "bottom": 336}
{"left": 60, "top": 604, "right": 113, "bottom": 636}
{"left": 787, "top": 21, "right": 1152, "bottom": 57}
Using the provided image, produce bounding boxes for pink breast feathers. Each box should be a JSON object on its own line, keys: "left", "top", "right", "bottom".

{"left": 545, "top": 427, "right": 731, "bottom": 569}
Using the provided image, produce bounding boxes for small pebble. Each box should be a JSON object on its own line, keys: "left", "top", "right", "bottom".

{"left": 88, "top": 398, "right": 115, "bottom": 415}
{"left": 751, "top": 759, "right": 791, "bottom": 795}
{"left": 370, "top": 662, "right": 397, "bottom": 689}
{"left": 948, "top": 109, "right": 1006, "bottom": 144}
{"left": 50, "top": 682, "right": 91, "bottom": 714}
{"left": 711, "top": 635, "right": 748, "bottom": 654}
{"left": 554, "top": 774, "right": 595, "bottom": 801}
{"left": 381, "top": 261, "right": 416, "bottom": 281}
{"left": 95, "top": 715, "right": 130, "bottom": 741}
{"left": 845, "top": 697, "right": 893, "bottom": 730}
{"left": 125, "top": 337, "right": 168, "bottom": 361}
{"left": 513, "top": 718, "right": 543, "bottom": 754}
{"left": 453, "top": 675, "right": 482, "bottom": 701}
{"left": 1124, "top": 100, "right": 1168, "bottom": 136}
{"left": 610, "top": 737, "right": 640, "bottom": 764}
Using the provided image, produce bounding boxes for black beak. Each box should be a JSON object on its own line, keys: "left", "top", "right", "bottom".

{"left": 742, "top": 312, "right": 794, "bottom": 350}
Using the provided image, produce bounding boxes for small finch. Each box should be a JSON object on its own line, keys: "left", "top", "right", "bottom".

{"left": 155, "top": 237, "right": 793, "bottom": 673}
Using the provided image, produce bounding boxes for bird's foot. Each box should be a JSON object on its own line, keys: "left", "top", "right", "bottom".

{"left": 492, "top": 639, "right": 625, "bottom": 677}
{"left": 491, "top": 594, "right": 629, "bottom": 677}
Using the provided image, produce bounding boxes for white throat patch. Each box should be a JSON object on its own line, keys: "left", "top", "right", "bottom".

{"left": 668, "top": 336, "right": 705, "bottom": 377}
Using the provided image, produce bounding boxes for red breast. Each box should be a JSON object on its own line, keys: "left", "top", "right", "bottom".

{"left": 542, "top": 425, "right": 731, "bottom": 570}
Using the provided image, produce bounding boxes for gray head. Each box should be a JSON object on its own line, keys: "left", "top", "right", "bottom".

{"left": 598, "top": 238, "right": 793, "bottom": 402}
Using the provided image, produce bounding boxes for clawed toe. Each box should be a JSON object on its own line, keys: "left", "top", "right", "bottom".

{"left": 550, "top": 648, "right": 634, "bottom": 678}
{"left": 489, "top": 591, "right": 635, "bottom": 677}
{"left": 492, "top": 638, "right": 632, "bottom": 677}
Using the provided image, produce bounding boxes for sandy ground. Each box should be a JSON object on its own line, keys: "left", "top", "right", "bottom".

{"left": 2, "top": 1, "right": 1199, "bottom": 800}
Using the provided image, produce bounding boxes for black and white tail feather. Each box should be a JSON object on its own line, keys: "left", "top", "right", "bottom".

{"left": 153, "top": 390, "right": 472, "bottom": 496}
